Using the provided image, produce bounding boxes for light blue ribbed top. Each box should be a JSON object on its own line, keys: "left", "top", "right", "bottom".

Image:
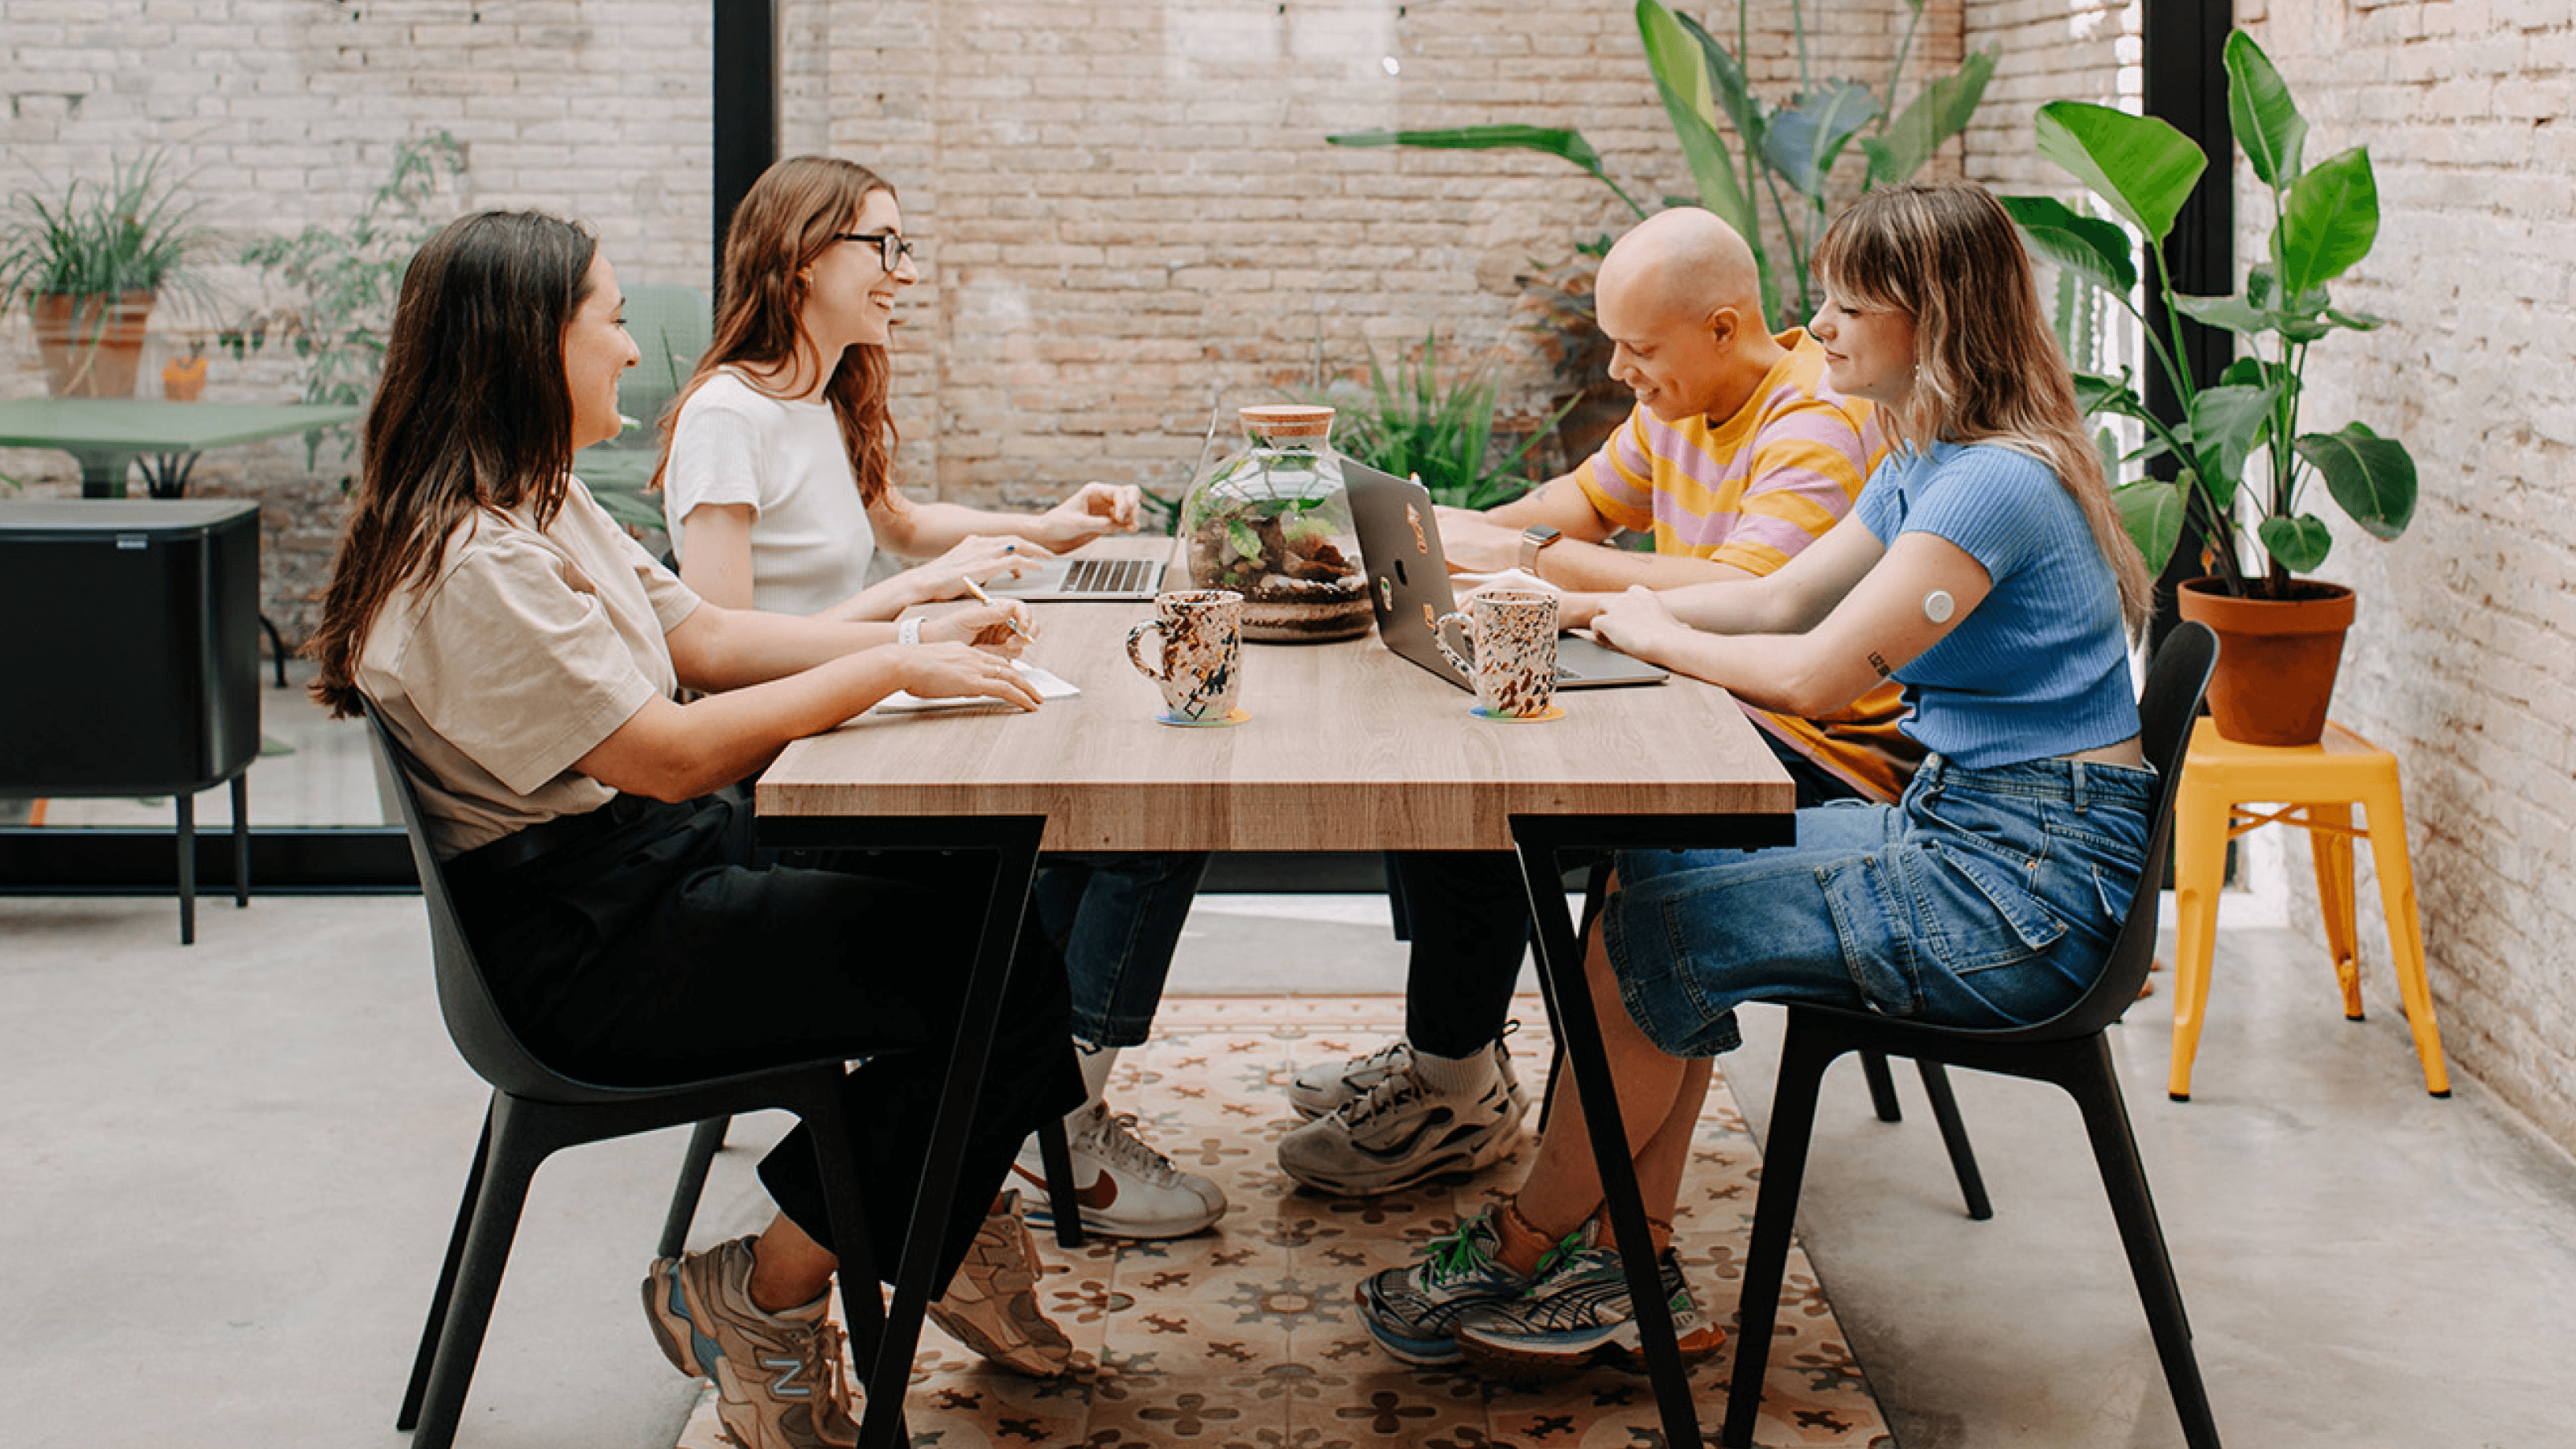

{"left": 1854, "top": 442, "right": 2137, "bottom": 766}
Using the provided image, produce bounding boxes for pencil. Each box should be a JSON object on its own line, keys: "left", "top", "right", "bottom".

{"left": 961, "top": 576, "right": 1036, "bottom": 641}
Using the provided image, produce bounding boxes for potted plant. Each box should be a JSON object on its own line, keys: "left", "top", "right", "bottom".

{"left": 0, "top": 151, "right": 213, "bottom": 398}
{"left": 161, "top": 335, "right": 210, "bottom": 401}
{"left": 2004, "top": 32, "right": 2415, "bottom": 745}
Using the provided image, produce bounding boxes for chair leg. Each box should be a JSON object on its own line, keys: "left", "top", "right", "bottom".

{"left": 230, "top": 773, "right": 250, "bottom": 909}
{"left": 2065, "top": 1038, "right": 2223, "bottom": 1449}
{"left": 2359, "top": 779, "right": 2450, "bottom": 1097}
{"left": 1859, "top": 1049, "right": 1903, "bottom": 1123}
{"left": 2305, "top": 802, "right": 2364, "bottom": 1018}
{"left": 658, "top": 1117, "right": 732, "bottom": 1261}
{"left": 2167, "top": 778, "right": 2231, "bottom": 1100}
{"left": 800, "top": 1077, "right": 908, "bottom": 1449}
{"left": 406, "top": 1095, "right": 551, "bottom": 1449}
{"left": 175, "top": 792, "right": 196, "bottom": 945}
{"left": 400, "top": 1103, "right": 495, "bottom": 1430}
{"left": 1724, "top": 1018, "right": 1843, "bottom": 1449}
{"left": 1913, "top": 1060, "right": 1991, "bottom": 1221}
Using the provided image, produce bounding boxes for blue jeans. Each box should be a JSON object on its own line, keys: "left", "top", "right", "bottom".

{"left": 1605, "top": 753, "right": 2155, "bottom": 1059}
{"left": 1034, "top": 851, "right": 1211, "bottom": 1048}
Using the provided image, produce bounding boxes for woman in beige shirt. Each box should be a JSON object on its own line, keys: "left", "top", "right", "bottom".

{"left": 307, "top": 208, "right": 1077, "bottom": 1449}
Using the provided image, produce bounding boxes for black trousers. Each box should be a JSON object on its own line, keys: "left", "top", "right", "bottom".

{"left": 444, "top": 788, "right": 1083, "bottom": 1293}
{"left": 1389, "top": 733, "right": 1878, "bottom": 1057}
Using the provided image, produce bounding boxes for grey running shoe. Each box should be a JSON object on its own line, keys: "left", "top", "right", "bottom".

{"left": 1277, "top": 1051, "right": 1529, "bottom": 1196}
{"left": 1012, "top": 1100, "right": 1227, "bottom": 1240}
{"left": 924, "top": 1190, "right": 1075, "bottom": 1377}
{"left": 641, "top": 1236, "right": 859, "bottom": 1449}
{"left": 1453, "top": 1243, "right": 1727, "bottom": 1381}
{"left": 1355, "top": 1209, "right": 1540, "bottom": 1366}
{"left": 1287, "top": 1032, "right": 1527, "bottom": 1121}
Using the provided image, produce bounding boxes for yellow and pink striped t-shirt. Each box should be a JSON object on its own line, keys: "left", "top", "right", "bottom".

{"left": 1572, "top": 329, "right": 1921, "bottom": 803}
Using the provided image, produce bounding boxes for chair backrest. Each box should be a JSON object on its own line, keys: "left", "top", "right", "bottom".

{"left": 365, "top": 704, "right": 628, "bottom": 1103}
{"left": 1994, "top": 621, "right": 2219, "bottom": 1042}
{"left": 614, "top": 284, "right": 713, "bottom": 445}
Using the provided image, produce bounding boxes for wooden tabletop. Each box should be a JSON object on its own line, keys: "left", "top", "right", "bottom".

{"left": 758, "top": 555, "right": 1795, "bottom": 854}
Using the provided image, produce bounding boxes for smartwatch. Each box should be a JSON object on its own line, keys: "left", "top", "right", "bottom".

{"left": 1518, "top": 524, "right": 1563, "bottom": 576}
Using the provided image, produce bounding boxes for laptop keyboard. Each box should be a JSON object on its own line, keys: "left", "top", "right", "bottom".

{"left": 1063, "top": 557, "right": 1159, "bottom": 593}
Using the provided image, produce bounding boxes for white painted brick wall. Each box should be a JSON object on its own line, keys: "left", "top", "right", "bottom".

{"left": 2237, "top": 0, "right": 2576, "bottom": 1150}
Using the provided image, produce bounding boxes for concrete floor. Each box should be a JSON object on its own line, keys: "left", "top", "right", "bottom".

{"left": 2, "top": 886, "right": 2569, "bottom": 1448}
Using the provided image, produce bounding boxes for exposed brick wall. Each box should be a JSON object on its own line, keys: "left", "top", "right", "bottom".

{"left": 2238, "top": 0, "right": 2576, "bottom": 1150}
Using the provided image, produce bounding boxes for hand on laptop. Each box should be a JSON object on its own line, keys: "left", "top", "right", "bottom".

{"left": 1430, "top": 505, "right": 1525, "bottom": 573}
{"left": 909, "top": 535, "right": 1048, "bottom": 605}
{"left": 1031, "top": 481, "right": 1144, "bottom": 549}
{"left": 1590, "top": 584, "right": 1685, "bottom": 660}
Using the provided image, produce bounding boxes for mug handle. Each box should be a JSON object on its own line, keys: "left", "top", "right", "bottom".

{"left": 1431, "top": 611, "right": 1476, "bottom": 677}
{"left": 1125, "top": 619, "right": 1171, "bottom": 681}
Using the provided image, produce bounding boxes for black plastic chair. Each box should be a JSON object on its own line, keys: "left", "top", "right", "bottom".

{"left": 1723, "top": 622, "right": 2223, "bottom": 1449}
{"left": 367, "top": 708, "right": 892, "bottom": 1449}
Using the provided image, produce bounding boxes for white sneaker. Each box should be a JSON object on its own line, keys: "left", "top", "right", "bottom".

{"left": 1011, "top": 1100, "right": 1227, "bottom": 1240}
{"left": 1276, "top": 1054, "right": 1530, "bottom": 1196}
{"left": 1287, "top": 1034, "right": 1528, "bottom": 1121}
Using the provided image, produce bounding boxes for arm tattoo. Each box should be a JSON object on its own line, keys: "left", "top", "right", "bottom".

{"left": 1868, "top": 650, "right": 1892, "bottom": 679}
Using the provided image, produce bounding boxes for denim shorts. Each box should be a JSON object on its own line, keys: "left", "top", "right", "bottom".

{"left": 1603, "top": 753, "right": 2157, "bottom": 1058}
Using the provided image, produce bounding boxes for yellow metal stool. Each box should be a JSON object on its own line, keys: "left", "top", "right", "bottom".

{"left": 2169, "top": 718, "right": 2450, "bottom": 1100}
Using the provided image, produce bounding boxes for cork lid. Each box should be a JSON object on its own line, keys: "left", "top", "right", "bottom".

{"left": 1239, "top": 403, "right": 1334, "bottom": 440}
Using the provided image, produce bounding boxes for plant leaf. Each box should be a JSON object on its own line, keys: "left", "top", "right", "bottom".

{"left": 1637, "top": 0, "right": 1760, "bottom": 238}
{"left": 2072, "top": 369, "right": 2150, "bottom": 419}
{"left": 1672, "top": 6, "right": 1765, "bottom": 149}
{"left": 2296, "top": 423, "right": 2417, "bottom": 539}
{"left": 1866, "top": 46, "right": 1999, "bottom": 186}
{"left": 2002, "top": 193, "right": 2137, "bottom": 294}
{"left": 2034, "top": 101, "right": 2207, "bottom": 244}
{"left": 2189, "top": 382, "right": 2277, "bottom": 487}
{"left": 2278, "top": 146, "right": 2380, "bottom": 295}
{"left": 2114, "top": 478, "right": 2189, "bottom": 571}
{"left": 1326, "top": 125, "right": 1607, "bottom": 175}
{"left": 2326, "top": 307, "right": 2387, "bottom": 332}
{"left": 2225, "top": 31, "right": 2308, "bottom": 188}
{"left": 1762, "top": 79, "right": 1880, "bottom": 197}
{"left": 2258, "top": 514, "right": 2334, "bottom": 572}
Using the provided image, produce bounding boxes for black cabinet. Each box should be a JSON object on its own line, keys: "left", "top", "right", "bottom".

{"left": 0, "top": 499, "right": 260, "bottom": 940}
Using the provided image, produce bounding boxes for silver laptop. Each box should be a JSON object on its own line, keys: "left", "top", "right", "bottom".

{"left": 1344, "top": 460, "right": 1668, "bottom": 690}
{"left": 986, "top": 404, "right": 1224, "bottom": 601}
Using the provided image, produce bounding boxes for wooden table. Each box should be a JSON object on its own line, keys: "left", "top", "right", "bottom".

{"left": 0, "top": 397, "right": 365, "bottom": 497}
{"left": 758, "top": 572, "right": 1796, "bottom": 1447}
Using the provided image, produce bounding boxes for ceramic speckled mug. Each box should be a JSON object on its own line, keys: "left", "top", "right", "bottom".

{"left": 1434, "top": 588, "right": 1561, "bottom": 720}
{"left": 1125, "top": 589, "right": 1245, "bottom": 724}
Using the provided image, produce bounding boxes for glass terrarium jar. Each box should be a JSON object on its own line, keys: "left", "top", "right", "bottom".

{"left": 1177, "top": 403, "right": 1371, "bottom": 642}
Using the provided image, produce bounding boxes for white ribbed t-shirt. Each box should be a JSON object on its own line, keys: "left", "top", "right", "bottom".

{"left": 660, "top": 369, "right": 877, "bottom": 617}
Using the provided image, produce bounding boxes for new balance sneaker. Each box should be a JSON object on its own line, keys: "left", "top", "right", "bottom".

{"left": 1276, "top": 1051, "right": 1529, "bottom": 1196}
{"left": 1452, "top": 1243, "right": 1727, "bottom": 1381}
{"left": 1011, "top": 1100, "right": 1227, "bottom": 1240}
{"left": 1356, "top": 1208, "right": 1545, "bottom": 1366}
{"left": 641, "top": 1236, "right": 859, "bottom": 1449}
{"left": 1287, "top": 1033, "right": 1528, "bottom": 1121}
{"left": 923, "top": 1190, "right": 1075, "bottom": 1378}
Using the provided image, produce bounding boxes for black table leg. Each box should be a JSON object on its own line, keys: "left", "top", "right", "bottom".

{"left": 175, "top": 791, "right": 196, "bottom": 945}
{"left": 231, "top": 773, "right": 250, "bottom": 907}
{"left": 1509, "top": 817, "right": 1701, "bottom": 1449}
{"left": 853, "top": 815, "right": 1048, "bottom": 1449}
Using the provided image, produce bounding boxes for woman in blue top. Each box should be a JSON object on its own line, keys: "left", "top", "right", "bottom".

{"left": 1356, "top": 181, "right": 2160, "bottom": 1376}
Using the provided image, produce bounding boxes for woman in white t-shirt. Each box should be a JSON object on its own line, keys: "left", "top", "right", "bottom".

{"left": 656, "top": 159, "right": 1225, "bottom": 1260}
{"left": 308, "top": 209, "right": 1076, "bottom": 1448}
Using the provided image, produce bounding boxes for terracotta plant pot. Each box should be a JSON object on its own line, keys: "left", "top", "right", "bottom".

{"left": 161, "top": 355, "right": 208, "bottom": 401}
{"left": 2176, "top": 577, "right": 2356, "bottom": 746}
{"left": 31, "top": 291, "right": 156, "bottom": 398}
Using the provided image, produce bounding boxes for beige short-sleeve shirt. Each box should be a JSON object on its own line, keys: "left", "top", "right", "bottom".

{"left": 358, "top": 479, "right": 703, "bottom": 858}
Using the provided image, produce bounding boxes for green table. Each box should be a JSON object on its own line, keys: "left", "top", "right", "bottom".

{"left": 0, "top": 397, "right": 365, "bottom": 497}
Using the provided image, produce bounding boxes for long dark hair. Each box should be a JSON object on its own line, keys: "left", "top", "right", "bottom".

{"left": 1811, "top": 182, "right": 2153, "bottom": 638}
{"left": 308, "top": 209, "right": 598, "bottom": 717}
{"left": 651, "top": 155, "right": 898, "bottom": 506}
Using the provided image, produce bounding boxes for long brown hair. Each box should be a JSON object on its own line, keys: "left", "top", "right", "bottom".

{"left": 1811, "top": 182, "right": 2153, "bottom": 638}
{"left": 307, "top": 210, "right": 598, "bottom": 717}
{"left": 651, "top": 155, "right": 898, "bottom": 506}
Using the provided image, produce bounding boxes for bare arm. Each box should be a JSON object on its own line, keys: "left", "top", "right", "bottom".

{"left": 677, "top": 501, "right": 990, "bottom": 625}
{"left": 660, "top": 596, "right": 1029, "bottom": 695}
{"left": 574, "top": 638, "right": 1041, "bottom": 802}
{"left": 1437, "top": 473, "right": 1760, "bottom": 592}
{"left": 1592, "top": 519, "right": 1991, "bottom": 720}
{"left": 872, "top": 480, "right": 1142, "bottom": 558}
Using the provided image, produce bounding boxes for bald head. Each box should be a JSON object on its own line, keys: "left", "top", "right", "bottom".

{"left": 1593, "top": 208, "right": 1785, "bottom": 424}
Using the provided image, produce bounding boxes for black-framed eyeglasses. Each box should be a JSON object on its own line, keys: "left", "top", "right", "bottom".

{"left": 835, "top": 231, "right": 915, "bottom": 271}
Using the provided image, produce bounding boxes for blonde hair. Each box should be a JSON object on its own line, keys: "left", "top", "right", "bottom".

{"left": 653, "top": 155, "right": 898, "bottom": 506}
{"left": 1811, "top": 183, "right": 2153, "bottom": 638}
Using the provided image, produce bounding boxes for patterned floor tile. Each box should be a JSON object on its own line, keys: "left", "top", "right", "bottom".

{"left": 671, "top": 996, "right": 1889, "bottom": 1449}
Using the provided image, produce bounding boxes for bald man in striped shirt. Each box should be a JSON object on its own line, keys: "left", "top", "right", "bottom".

{"left": 1276, "top": 207, "right": 1926, "bottom": 1198}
